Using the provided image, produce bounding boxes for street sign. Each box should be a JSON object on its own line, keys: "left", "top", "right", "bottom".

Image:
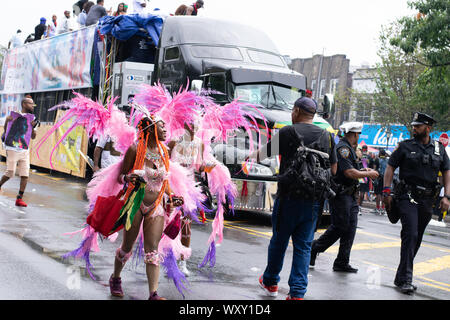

{"left": 439, "top": 133, "right": 449, "bottom": 147}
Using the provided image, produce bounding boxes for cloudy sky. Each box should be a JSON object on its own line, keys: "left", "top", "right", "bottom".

{"left": 2, "top": 0, "right": 414, "bottom": 66}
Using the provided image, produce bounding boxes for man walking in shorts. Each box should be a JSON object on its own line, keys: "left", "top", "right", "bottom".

{"left": 0, "top": 97, "right": 38, "bottom": 207}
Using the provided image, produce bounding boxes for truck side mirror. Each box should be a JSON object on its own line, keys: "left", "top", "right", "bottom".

{"left": 191, "top": 80, "right": 203, "bottom": 94}
{"left": 322, "top": 93, "right": 334, "bottom": 119}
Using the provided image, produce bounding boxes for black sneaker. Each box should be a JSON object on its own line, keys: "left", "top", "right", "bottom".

{"left": 333, "top": 264, "right": 358, "bottom": 273}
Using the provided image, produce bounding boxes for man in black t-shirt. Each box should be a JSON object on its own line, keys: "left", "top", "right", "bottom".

{"left": 252, "top": 97, "right": 337, "bottom": 300}
{"left": 34, "top": 18, "right": 47, "bottom": 41}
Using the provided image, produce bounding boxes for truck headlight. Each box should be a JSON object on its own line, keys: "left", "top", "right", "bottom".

{"left": 244, "top": 163, "right": 273, "bottom": 177}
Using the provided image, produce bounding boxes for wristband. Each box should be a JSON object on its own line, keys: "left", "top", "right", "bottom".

{"left": 382, "top": 187, "right": 391, "bottom": 195}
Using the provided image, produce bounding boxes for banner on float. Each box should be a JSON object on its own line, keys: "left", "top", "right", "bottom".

{"left": 54, "top": 111, "right": 83, "bottom": 173}
{"left": 359, "top": 124, "right": 450, "bottom": 149}
{"left": 0, "top": 26, "right": 95, "bottom": 94}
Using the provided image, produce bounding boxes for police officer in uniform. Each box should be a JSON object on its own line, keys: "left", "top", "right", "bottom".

{"left": 310, "top": 122, "right": 379, "bottom": 272}
{"left": 383, "top": 112, "right": 450, "bottom": 294}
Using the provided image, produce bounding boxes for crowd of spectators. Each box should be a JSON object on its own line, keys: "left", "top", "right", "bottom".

{"left": 8, "top": 1, "right": 205, "bottom": 49}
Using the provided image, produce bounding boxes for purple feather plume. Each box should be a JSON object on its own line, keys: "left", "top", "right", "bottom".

{"left": 161, "top": 248, "right": 190, "bottom": 298}
{"left": 198, "top": 241, "right": 216, "bottom": 268}
{"left": 62, "top": 230, "right": 97, "bottom": 280}
{"left": 132, "top": 232, "right": 145, "bottom": 269}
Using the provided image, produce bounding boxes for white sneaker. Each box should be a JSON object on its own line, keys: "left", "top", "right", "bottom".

{"left": 178, "top": 260, "right": 191, "bottom": 277}
{"left": 428, "top": 219, "right": 446, "bottom": 227}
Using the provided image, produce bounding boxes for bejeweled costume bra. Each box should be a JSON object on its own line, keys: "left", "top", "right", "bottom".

{"left": 143, "top": 149, "right": 168, "bottom": 192}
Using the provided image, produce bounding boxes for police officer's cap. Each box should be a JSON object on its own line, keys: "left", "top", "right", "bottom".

{"left": 339, "top": 122, "right": 363, "bottom": 134}
{"left": 411, "top": 112, "right": 436, "bottom": 126}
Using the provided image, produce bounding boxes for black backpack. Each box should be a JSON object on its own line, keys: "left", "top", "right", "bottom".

{"left": 278, "top": 128, "right": 335, "bottom": 201}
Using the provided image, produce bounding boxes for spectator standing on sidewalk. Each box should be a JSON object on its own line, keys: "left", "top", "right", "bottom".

{"left": 0, "top": 97, "right": 38, "bottom": 207}
{"left": 358, "top": 145, "right": 370, "bottom": 214}
{"left": 254, "top": 97, "right": 337, "bottom": 300}
{"left": 310, "top": 122, "right": 379, "bottom": 273}
{"left": 373, "top": 149, "right": 388, "bottom": 214}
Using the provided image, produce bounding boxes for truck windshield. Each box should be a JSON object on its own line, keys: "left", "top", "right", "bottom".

{"left": 229, "top": 83, "right": 302, "bottom": 110}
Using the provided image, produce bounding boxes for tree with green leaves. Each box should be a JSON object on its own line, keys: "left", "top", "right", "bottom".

{"left": 352, "top": 23, "right": 449, "bottom": 133}
{"left": 389, "top": 0, "right": 450, "bottom": 126}
{"left": 390, "top": 0, "right": 449, "bottom": 68}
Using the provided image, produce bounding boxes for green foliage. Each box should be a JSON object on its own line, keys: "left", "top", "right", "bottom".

{"left": 389, "top": 0, "right": 450, "bottom": 129}
{"left": 390, "top": 0, "right": 450, "bottom": 67}
{"left": 352, "top": 23, "right": 448, "bottom": 132}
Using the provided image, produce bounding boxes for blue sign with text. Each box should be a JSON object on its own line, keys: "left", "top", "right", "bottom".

{"left": 358, "top": 124, "right": 449, "bottom": 149}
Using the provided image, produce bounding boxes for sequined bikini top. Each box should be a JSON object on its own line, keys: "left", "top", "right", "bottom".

{"left": 171, "top": 136, "right": 202, "bottom": 169}
{"left": 143, "top": 149, "right": 168, "bottom": 192}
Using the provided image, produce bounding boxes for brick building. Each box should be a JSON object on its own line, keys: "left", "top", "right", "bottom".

{"left": 289, "top": 54, "right": 352, "bottom": 128}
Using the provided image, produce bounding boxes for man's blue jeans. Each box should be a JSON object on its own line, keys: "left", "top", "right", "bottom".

{"left": 262, "top": 197, "right": 319, "bottom": 298}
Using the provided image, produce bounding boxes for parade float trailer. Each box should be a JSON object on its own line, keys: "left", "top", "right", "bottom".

{"left": 0, "top": 15, "right": 334, "bottom": 220}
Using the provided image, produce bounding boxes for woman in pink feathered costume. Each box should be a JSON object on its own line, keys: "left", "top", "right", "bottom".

{"left": 167, "top": 120, "right": 216, "bottom": 276}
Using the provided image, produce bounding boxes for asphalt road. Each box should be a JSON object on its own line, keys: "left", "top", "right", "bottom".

{"left": 0, "top": 165, "right": 448, "bottom": 301}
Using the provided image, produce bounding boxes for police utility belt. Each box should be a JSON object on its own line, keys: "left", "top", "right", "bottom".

{"left": 336, "top": 184, "right": 359, "bottom": 196}
{"left": 394, "top": 180, "right": 440, "bottom": 201}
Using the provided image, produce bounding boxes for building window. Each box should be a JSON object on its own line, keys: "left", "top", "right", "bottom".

{"left": 330, "top": 78, "right": 339, "bottom": 95}
{"left": 355, "top": 105, "right": 372, "bottom": 123}
{"left": 311, "top": 79, "right": 316, "bottom": 91}
{"left": 319, "top": 79, "right": 326, "bottom": 98}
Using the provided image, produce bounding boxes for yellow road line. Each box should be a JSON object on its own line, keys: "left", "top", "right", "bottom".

{"left": 212, "top": 218, "right": 450, "bottom": 293}
{"left": 223, "top": 222, "right": 272, "bottom": 238}
{"left": 416, "top": 281, "right": 450, "bottom": 292}
{"left": 326, "top": 241, "right": 401, "bottom": 254}
{"left": 356, "top": 229, "right": 450, "bottom": 253}
{"left": 414, "top": 255, "right": 450, "bottom": 276}
{"left": 33, "top": 172, "right": 64, "bottom": 181}
{"left": 360, "top": 260, "right": 450, "bottom": 292}
{"left": 416, "top": 275, "right": 450, "bottom": 289}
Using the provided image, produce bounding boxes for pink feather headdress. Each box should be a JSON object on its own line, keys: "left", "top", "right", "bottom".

{"left": 133, "top": 82, "right": 205, "bottom": 141}
{"left": 36, "top": 92, "right": 137, "bottom": 169}
{"left": 197, "top": 99, "right": 269, "bottom": 161}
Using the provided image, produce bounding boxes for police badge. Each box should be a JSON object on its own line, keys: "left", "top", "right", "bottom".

{"left": 339, "top": 147, "right": 350, "bottom": 159}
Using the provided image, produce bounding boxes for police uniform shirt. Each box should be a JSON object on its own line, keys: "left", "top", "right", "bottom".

{"left": 335, "top": 138, "right": 360, "bottom": 186}
{"left": 388, "top": 138, "right": 450, "bottom": 187}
